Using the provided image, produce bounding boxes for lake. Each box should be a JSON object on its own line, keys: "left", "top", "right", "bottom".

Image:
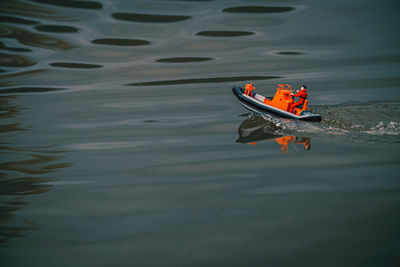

{"left": 1, "top": 0, "right": 399, "bottom": 266}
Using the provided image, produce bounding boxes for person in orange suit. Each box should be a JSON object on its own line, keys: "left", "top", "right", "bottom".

{"left": 244, "top": 82, "right": 256, "bottom": 97}
{"left": 289, "top": 85, "right": 308, "bottom": 113}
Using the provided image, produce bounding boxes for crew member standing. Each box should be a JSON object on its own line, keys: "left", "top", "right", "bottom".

{"left": 289, "top": 85, "right": 308, "bottom": 113}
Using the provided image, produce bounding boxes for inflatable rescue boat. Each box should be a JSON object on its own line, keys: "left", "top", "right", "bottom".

{"left": 232, "top": 83, "right": 322, "bottom": 121}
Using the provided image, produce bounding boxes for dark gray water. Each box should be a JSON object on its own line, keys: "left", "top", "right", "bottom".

{"left": 1, "top": 0, "right": 400, "bottom": 266}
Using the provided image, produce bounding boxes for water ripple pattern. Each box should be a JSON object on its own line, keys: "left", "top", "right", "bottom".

{"left": 35, "top": 24, "right": 80, "bottom": 33}
{"left": 91, "top": 38, "right": 150, "bottom": 46}
{"left": 222, "top": 6, "right": 295, "bottom": 13}
{"left": 196, "top": 30, "right": 254, "bottom": 37}
{"left": 31, "top": 0, "right": 103, "bottom": 10}
{"left": 127, "top": 76, "right": 281, "bottom": 86}
{"left": 112, "top": 12, "right": 191, "bottom": 23}
{"left": 156, "top": 57, "right": 213, "bottom": 63}
{"left": 0, "top": 1, "right": 399, "bottom": 266}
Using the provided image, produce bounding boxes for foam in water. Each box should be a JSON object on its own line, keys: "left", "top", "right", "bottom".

{"left": 366, "top": 121, "right": 400, "bottom": 135}
{"left": 252, "top": 101, "right": 400, "bottom": 144}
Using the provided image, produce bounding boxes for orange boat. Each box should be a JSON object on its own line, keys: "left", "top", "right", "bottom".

{"left": 232, "top": 83, "right": 321, "bottom": 121}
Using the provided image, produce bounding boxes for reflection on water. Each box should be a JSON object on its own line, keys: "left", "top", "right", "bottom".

{"left": 0, "top": 24, "right": 73, "bottom": 51}
{"left": 0, "top": 87, "right": 65, "bottom": 95}
{"left": 0, "top": 42, "right": 31, "bottom": 52}
{"left": 0, "top": 96, "right": 70, "bottom": 243}
{"left": 236, "top": 116, "right": 312, "bottom": 154}
{"left": 50, "top": 62, "right": 102, "bottom": 69}
{"left": 273, "top": 136, "right": 311, "bottom": 154}
{"left": 91, "top": 38, "right": 150, "bottom": 46}
{"left": 31, "top": 0, "right": 103, "bottom": 10}
{"left": 0, "top": 95, "right": 24, "bottom": 131}
{"left": 196, "top": 30, "right": 255, "bottom": 37}
{"left": 156, "top": 57, "right": 213, "bottom": 63}
{"left": 35, "top": 24, "right": 80, "bottom": 33}
{"left": 0, "top": 15, "right": 39, "bottom": 25}
{"left": 128, "top": 75, "right": 280, "bottom": 86}
{"left": 0, "top": 70, "right": 46, "bottom": 84}
{"left": 222, "top": 6, "right": 295, "bottom": 13}
{"left": 112, "top": 12, "right": 191, "bottom": 23}
{"left": 277, "top": 51, "right": 304, "bottom": 56}
{"left": 0, "top": 0, "right": 56, "bottom": 19}
{"left": 0, "top": 53, "right": 35, "bottom": 68}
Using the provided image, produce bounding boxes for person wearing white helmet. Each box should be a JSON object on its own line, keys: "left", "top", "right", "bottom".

{"left": 289, "top": 85, "right": 308, "bottom": 113}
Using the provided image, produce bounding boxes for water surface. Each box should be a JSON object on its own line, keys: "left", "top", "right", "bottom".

{"left": 1, "top": 0, "right": 399, "bottom": 266}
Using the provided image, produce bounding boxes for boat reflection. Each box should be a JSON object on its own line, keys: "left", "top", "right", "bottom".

{"left": 236, "top": 116, "right": 311, "bottom": 154}
{"left": 272, "top": 136, "right": 310, "bottom": 154}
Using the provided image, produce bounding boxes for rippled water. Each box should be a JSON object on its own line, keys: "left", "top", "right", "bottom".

{"left": 1, "top": 0, "right": 399, "bottom": 266}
